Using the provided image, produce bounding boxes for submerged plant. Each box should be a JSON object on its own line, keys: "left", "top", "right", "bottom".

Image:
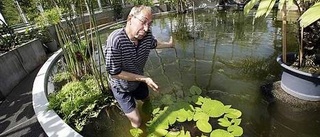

{"left": 130, "top": 86, "right": 243, "bottom": 137}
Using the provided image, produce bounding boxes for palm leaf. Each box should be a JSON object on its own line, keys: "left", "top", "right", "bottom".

{"left": 244, "top": 0, "right": 259, "bottom": 15}
{"left": 299, "top": 2, "right": 320, "bottom": 28}
{"left": 255, "top": 0, "right": 276, "bottom": 18}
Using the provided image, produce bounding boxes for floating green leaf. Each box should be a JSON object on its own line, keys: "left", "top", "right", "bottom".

{"left": 190, "top": 85, "right": 202, "bottom": 95}
{"left": 210, "top": 129, "right": 233, "bottom": 137}
{"left": 177, "top": 130, "right": 191, "bottom": 137}
{"left": 196, "top": 120, "right": 212, "bottom": 133}
{"left": 227, "top": 125, "right": 243, "bottom": 136}
{"left": 152, "top": 107, "right": 161, "bottom": 115}
{"left": 201, "top": 99, "right": 225, "bottom": 118}
{"left": 154, "top": 128, "right": 169, "bottom": 136}
{"left": 225, "top": 108, "right": 242, "bottom": 119}
{"left": 146, "top": 86, "right": 244, "bottom": 136}
{"left": 161, "top": 95, "right": 175, "bottom": 105}
{"left": 194, "top": 112, "right": 209, "bottom": 122}
{"left": 130, "top": 128, "right": 143, "bottom": 137}
{"left": 166, "top": 131, "right": 181, "bottom": 137}
{"left": 218, "top": 117, "right": 232, "bottom": 127}
{"left": 231, "top": 119, "right": 241, "bottom": 126}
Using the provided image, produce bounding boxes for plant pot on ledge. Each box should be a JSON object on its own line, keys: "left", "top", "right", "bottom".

{"left": 277, "top": 53, "right": 320, "bottom": 101}
{"left": 44, "top": 40, "right": 58, "bottom": 53}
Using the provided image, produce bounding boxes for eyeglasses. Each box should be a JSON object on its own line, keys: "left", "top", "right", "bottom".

{"left": 132, "top": 14, "right": 153, "bottom": 28}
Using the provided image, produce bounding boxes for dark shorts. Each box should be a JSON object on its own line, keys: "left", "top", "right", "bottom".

{"left": 111, "top": 82, "right": 149, "bottom": 113}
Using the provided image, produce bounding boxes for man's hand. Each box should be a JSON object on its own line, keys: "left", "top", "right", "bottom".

{"left": 143, "top": 77, "right": 159, "bottom": 92}
{"left": 168, "top": 36, "right": 174, "bottom": 48}
{"left": 156, "top": 36, "right": 174, "bottom": 49}
{"left": 111, "top": 71, "right": 159, "bottom": 92}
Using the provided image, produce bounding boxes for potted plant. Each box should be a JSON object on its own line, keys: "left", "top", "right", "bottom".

{"left": 34, "top": 7, "right": 61, "bottom": 53}
{"left": 244, "top": 0, "right": 320, "bottom": 101}
{"left": 36, "top": 27, "right": 58, "bottom": 52}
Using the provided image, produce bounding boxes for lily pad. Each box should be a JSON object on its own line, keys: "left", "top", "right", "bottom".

{"left": 225, "top": 108, "right": 242, "bottom": 119}
{"left": 196, "top": 119, "right": 212, "bottom": 133}
{"left": 201, "top": 99, "right": 225, "bottom": 118}
{"left": 130, "top": 128, "right": 143, "bottom": 137}
{"left": 231, "top": 119, "right": 241, "bottom": 126}
{"left": 194, "top": 112, "right": 210, "bottom": 121}
{"left": 190, "top": 85, "right": 202, "bottom": 95}
{"left": 218, "top": 117, "right": 232, "bottom": 127}
{"left": 227, "top": 125, "right": 243, "bottom": 136}
{"left": 210, "top": 129, "right": 233, "bottom": 137}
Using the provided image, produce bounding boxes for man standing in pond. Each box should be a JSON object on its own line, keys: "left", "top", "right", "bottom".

{"left": 105, "top": 5, "right": 174, "bottom": 128}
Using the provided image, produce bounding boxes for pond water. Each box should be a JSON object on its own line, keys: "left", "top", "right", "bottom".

{"left": 81, "top": 9, "right": 320, "bottom": 137}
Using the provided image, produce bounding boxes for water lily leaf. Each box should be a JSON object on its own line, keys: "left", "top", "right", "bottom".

{"left": 225, "top": 108, "right": 242, "bottom": 119}
{"left": 184, "top": 96, "right": 192, "bottom": 102}
{"left": 130, "top": 128, "right": 143, "bottom": 137}
{"left": 231, "top": 119, "right": 241, "bottom": 126}
{"left": 161, "top": 95, "right": 175, "bottom": 105}
{"left": 152, "top": 107, "right": 161, "bottom": 115}
{"left": 196, "top": 120, "right": 212, "bottom": 133}
{"left": 177, "top": 130, "right": 191, "bottom": 137}
{"left": 210, "top": 129, "right": 233, "bottom": 137}
{"left": 194, "top": 112, "right": 209, "bottom": 121}
{"left": 227, "top": 125, "right": 243, "bottom": 136}
{"left": 154, "top": 128, "right": 169, "bottom": 136}
{"left": 224, "top": 105, "right": 232, "bottom": 109}
{"left": 218, "top": 117, "right": 232, "bottom": 127}
{"left": 165, "top": 113, "right": 177, "bottom": 125}
{"left": 166, "top": 131, "right": 181, "bottom": 137}
{"left": 190, "top": 85, "right": 202, "bottom": 95}
{"left": 201, "top": 99, "right": 225, "bottom": 118}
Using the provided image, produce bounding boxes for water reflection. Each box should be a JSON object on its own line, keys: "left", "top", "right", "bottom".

{"left": 84, "top": 9, "right": 320, "bottom": 137}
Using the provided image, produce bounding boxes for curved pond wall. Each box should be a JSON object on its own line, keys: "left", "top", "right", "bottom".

{"left": 32, "top": 49, "right": 83, "bottom": 137}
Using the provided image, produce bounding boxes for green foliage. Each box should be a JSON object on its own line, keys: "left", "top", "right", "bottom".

{"left": 35, "top": 7, "right": 62, "bottom": 28}
{"left": 1, "top": 0, "right": 21, "bottom": 25}
{"left": 130, "top": 128, "right": 144, "bottom": 137}
{"left": 48, "top": 77, "right": 114, "bottom": 132}
{"left": 53, "top": 71, "right": 72, "bottom": 83}
{"left": 0, "top": 21, "right": 16, "bottom": 51}
{"left": 131, "top": 86, "right": 244, "bottom": 137}
{"left": 111, "top": 0, "right": 123, "bottom": 20}
{"left": 299, "top": 2, "right": 320, "bottom": 28}
{"left": 127, "top": 0, "right": 154, "bottom": 6}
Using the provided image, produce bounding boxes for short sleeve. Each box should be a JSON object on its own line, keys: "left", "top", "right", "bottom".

{"left": 145, "top": 30, "right": 157, "bottom": 49}
{"left": 105, "top": 34, "right": 122, "bottom": 75}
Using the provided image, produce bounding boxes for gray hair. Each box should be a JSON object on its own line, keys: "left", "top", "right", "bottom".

{"left": 127, "top": 5, "right": 152, "bottom": 20}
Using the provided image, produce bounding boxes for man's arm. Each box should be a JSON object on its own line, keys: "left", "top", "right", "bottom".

{"left": 156, "top": 36, "right": 174, "bottom": 49}
{"left": 111, "top": 71, "right": 159, "bottom": 92}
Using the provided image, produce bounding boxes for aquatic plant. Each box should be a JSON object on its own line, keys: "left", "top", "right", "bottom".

{"left": 131, "top": 86, "right": 243, "bottom": 137}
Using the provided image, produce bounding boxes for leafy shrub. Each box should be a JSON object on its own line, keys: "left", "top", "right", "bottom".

{"left": 48, "top": 76, "right": 114, "bottom": 132}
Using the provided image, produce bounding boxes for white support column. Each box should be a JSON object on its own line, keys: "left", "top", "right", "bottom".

{"left": 122, "top": 0, "right": 125, "bottom": 6}
{"left": 97, "top": 0, "right": 103, "bottom": 11}
{"left": 14, "top": 0, "right": 28, "bottom": 24}
{"left": 0, "top": 12, "right": 7, "bottom": 25}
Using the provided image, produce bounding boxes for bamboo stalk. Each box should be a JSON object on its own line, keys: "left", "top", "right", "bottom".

{"left": 299, "top": 27, "right": 303, "bottom": 67}
{"left": 282, "top": 2, "right": 287, "bottom": 63}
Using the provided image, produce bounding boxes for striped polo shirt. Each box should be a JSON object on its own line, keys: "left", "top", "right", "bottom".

{"left": 105, "top": 28, "right": 157, "bottom": 92}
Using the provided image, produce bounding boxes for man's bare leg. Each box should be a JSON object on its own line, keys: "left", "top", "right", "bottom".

{"left": 125, "top": 108, "right": 141, "bottom": 128}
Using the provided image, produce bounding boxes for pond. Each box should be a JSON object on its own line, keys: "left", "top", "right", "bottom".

{"left": 80, "top": 9, "right": 320, "bottom": 137}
